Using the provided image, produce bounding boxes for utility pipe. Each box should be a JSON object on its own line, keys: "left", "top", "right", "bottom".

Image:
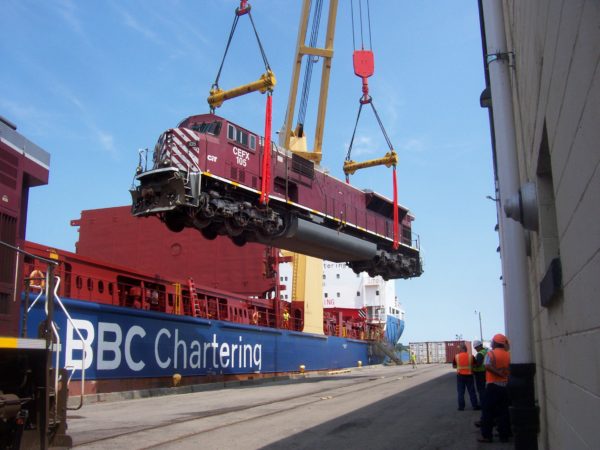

{"left": 481, "top": 0, "right": 532, "bottom": 364}
{"left": 479, "top": 1, "right": 539, "bottom": 448}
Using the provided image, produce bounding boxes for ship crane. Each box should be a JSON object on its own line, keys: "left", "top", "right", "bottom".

{"left": 280, "top": 0, "right": 338, "bottom": 165}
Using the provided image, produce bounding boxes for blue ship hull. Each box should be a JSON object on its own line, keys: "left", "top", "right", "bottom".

{"left": 24, "top": 297, "right": 379, "bottom": 380}
{"left": 384, "top": 315, "right": 405, "bottom": 347}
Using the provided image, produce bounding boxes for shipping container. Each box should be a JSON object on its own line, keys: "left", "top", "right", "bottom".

{"left": 445, "top": 340, "right": 472, "bottom": 364}
{"left": 409, "top": 341, "right": 447, "bottom": 364}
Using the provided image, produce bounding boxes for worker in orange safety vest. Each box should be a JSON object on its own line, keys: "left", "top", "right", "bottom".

{"left": 478, "top": 333, "right": 511, "bottom": 443}
{"left": 452, "top": 343, "right": 480, "bottom": 411}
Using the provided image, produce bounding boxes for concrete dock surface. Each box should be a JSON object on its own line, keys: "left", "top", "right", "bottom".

{"left": 68, "top": 364, "right": 514, "bottom": 449}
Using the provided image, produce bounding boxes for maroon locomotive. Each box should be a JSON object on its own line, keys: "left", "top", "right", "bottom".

{"left": 131, "top": 114, "right": 422, "bottom": 280}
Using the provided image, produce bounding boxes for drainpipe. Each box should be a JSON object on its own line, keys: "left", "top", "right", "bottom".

{"left": 478, "top": 1, "right": 539, "bottom": 448}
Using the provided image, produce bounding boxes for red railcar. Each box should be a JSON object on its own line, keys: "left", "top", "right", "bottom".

{"left": 0, "top": 116, "right": 49, "bottom": 335}
{"left": 131, "top": 114, "right": 422, "bottom": 280}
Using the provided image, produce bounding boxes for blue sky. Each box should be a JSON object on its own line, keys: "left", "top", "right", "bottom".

{"left": 1, "top": 1, "right": 504, "bottom": 343}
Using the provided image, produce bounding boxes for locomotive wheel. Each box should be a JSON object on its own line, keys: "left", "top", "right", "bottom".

{"left": 164, "top": 211, "right": 185, "bottom": 233}
{"left": 199, "top": 202, "right": 215, "bottom": 219}
{"left": 201, "top": 224, "right": 219, "bottom": 240}
{"left": 233, "top": 211, "right": 250, "bottom": 227}
{"left": 224, "top": 218, "right": 244, "bottom": 237}
{"left": 259, "top": 219, "right": 279, "bottom": 237}
{"left": 192, "top": 214, "right": 211, "bottom": 230}
{"left": 231, "top": 234, "right": 247, "bottom": 247}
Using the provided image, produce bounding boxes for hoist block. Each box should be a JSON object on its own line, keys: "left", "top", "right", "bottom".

{"left": 208, "top": 70, "right": 276, "bottom": 109}
{"left": 353, "top": 50, "right": 374, "bottom": 78}
{"left": 343, "top": 150, "right": 398, "bottom": 176}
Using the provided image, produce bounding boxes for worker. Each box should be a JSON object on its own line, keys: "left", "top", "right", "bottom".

{"left": 472, "top": 339, "right": 488, "bottom": 404}
{"left": 29, "top": 267, "right": 45, "bottom": 290}
{"left": 478, "top": 333, "right": 511, "bottom": 443}
{"left": 282, "top": 309, "right": 290, "bottom": 329}
{"left": 251, "top": 309, "right": 259, "bottom": 325}
{"left": 409, "top": 351, "right": 417, "bottom": 369}
{"left": 452, "top": 343, "right": 480, "bottom": 411}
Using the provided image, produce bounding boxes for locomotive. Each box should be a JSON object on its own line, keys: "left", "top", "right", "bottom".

{"left": 131, "top": 113, "right": 422, "bottom": 280}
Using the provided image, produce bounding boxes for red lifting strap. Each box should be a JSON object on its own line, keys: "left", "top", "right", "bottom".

{"left": 260, "top": 93, "right": 273, "bottom": 205}
{"left": 392, "top": 166, "right": 399, "bottom": 250}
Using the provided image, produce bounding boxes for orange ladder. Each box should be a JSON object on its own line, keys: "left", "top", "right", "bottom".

{"left": 188, "top": 278, "right": 202, "bottom": 318}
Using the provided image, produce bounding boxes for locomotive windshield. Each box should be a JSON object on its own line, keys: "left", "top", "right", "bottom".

{"left": 187, "top": 120, "right": 222, "bottom": 136}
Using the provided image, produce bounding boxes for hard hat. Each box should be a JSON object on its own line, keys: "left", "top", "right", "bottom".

{"left": 492, "top": 333, "right": 508, "bottom": 346}
{"left": 473, "top": 339, "right": 482, "bottom": 348}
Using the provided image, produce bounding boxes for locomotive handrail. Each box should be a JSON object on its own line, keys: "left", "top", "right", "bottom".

{"left": 26, "top": 287, "right": 45, "bottom": 313}
{"left": 52, "top": 276, "right": 87, "bottom": 411}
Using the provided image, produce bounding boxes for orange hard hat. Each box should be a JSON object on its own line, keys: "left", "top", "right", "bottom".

{"left": 492, "top": 333, "right": 508, "bottom": 346}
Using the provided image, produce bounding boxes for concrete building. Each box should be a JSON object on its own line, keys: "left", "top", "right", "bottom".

{"left": 480, "top": 1, "right": 599, "bottom": 448}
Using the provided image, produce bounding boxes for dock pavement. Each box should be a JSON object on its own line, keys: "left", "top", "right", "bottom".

{"left": 68, "top": 363, "right": 514, "bottom": 449}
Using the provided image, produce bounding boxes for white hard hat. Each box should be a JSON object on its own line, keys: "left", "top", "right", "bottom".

{"left": 473, "top": 340, "right": 482, "bottom": 348}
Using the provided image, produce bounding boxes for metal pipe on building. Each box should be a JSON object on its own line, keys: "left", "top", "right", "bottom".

{"left": 479, "top": 1, "right": 539, "bottom": 448}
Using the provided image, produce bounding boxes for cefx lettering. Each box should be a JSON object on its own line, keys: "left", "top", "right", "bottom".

{"left": 232, "top": 147, "right": 249, "bottom": 167}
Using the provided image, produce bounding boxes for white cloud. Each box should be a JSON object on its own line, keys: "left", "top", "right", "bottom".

{"left": 117, "top": 7, "right": 162, "bottom": 44}
{"left": 97, "top": 130, "right": 117, "bottom": 155}
{"left": 350, "top": 135, "right": 377, "bottom": 157}
{"left": 56, "top": 0, "right": 84, "bottom": 35}
{"left": 400, "top": 138, "right": 426, "bottom": 153}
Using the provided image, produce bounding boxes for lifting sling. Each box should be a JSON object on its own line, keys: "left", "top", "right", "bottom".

{"left": 207, "top": 0, "right": 276, "bottom": 111}
{"left": 345, "top": 0, "right": 400, "bottom": 249}
{"left": 208, "top": 1, "right": 275, "bottom": 205}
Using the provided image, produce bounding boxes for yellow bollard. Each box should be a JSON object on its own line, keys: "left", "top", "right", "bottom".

{"left": 357, "top": 360, "right": 362, "bottom": 367}
{"left": 172, "top": 373, "right": 182, "bottom": 387}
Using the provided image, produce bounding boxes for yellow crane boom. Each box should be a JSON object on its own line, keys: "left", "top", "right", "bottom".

{"left": 282, "top": 0, "right": 339, "bottom": 164}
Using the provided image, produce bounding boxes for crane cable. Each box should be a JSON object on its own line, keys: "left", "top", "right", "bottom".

{"left": 211, "top": 1, "right": 272, "bottom": 111}
{"left": 346, "top": 0, "right": 400, "bottom": 250}
{"left": 209, "top": 2, "right": 274, "bottom": 207}
{"left": 297, "top": 0, "right": 325, "bottom": 134}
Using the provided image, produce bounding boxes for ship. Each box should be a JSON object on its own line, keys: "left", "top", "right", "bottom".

{"left": 15, "top": 204, "right": 406, "bottom": 396}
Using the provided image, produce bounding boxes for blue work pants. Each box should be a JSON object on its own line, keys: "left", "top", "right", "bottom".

{"left": 456, "top": 373, "right": 479, "bottom": 410}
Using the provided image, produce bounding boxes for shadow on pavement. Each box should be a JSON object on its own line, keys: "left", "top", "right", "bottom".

{"left": 262, "top": 372, "right": 513, "bottom": 450}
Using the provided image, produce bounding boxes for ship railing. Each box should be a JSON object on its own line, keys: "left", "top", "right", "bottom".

{"left": 52, "top": 276, "right": 87, "bottom": 410}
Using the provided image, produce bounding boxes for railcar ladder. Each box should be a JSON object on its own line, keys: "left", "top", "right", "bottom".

{"left": 188, "top": 278, "right": 202, "bottom": 318}
{"left": 173, "top": 283, "right": 182, "bottom": 315}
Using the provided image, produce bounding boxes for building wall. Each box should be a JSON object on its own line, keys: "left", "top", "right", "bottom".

{"left": 503, "top": 1, "right": 600, "bottom": 448}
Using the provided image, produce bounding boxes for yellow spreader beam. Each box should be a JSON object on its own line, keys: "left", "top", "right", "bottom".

{"left": 208, "top": 70, "right": 276, "bottom": 109}
{"left": 343, "top": 150, "right": 398, "bottom": 176}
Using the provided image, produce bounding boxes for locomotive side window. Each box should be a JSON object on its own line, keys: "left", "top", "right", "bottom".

{"left": 227, "top": 123, "right": 256, "bottom": 151}
{"left": 237, "top": 129, "right": 248, "bottom": 147}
